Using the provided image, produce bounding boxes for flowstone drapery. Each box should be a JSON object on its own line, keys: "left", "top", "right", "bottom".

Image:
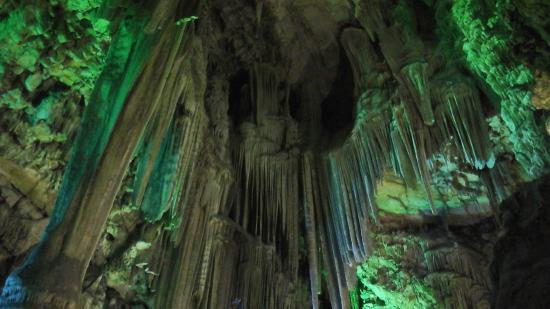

{"left": 0, "top": 0, "right": 548, "bottom": 308}
{"left": 0, "top": 0, "right": 195, "bottom": 306}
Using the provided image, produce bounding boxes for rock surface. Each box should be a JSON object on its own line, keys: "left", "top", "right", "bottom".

{"left": 0, "top": 0, "right": 548, "bottom": 308}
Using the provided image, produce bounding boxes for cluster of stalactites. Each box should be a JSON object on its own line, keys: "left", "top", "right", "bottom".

{"left": 150, "top": 59, "right": 306, "bottom": 308}
{"left": 316, "top": 19, "right": 499, "bottom": 306}
{"left": 232, "top": 62, "right": 301, "bottom": 289}
{"left": 323, "top": 69, "right": 496, "bottom": 218}
{"left": 235, "top": 126, "right": 299, "bottom": 241}
{"left": 234, "top": 241, "right": 300, "bottom": 309}
{"left": 422, "top": 241, "right": 492, "bottom": 308}
{"left": 431, "top": 76, "right": 496, "bottom": 170}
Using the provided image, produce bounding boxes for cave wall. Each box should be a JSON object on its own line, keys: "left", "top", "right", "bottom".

{"left": 0, "top": 0, "right": 548, "bottom": 308}
{"left": 491, "top": 175, "right": 550, "bottom": 309}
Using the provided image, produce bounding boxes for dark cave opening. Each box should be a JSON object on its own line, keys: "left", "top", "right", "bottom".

{"left": 410, "top": 0, "right": 437, "bottom": 43}
{"left": 321, "top": 45, "right": 355, "bottom": 142}
{"left": 228, "top": 69, "right": 252, "bottom": 126}
{"left": 288, "top": 88, "right": 302, "bottom": 122}
{"left": 491, "top": 175, "right": 550, "bottom": 308}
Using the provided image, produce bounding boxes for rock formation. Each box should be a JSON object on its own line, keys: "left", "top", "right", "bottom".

{"left": 0, "top": 0, "right": 548, "bottom": 308}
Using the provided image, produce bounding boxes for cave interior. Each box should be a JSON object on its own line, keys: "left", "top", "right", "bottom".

{"left": 0, "top": 0, "right": 549, "bottom": 308}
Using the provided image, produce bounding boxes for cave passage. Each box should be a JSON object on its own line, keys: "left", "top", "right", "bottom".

{"left": 0, "top": 0, "right": 549, "bottom": 308}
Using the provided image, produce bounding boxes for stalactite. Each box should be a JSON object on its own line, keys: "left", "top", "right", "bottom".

{"left": 320, "top": 88, "right": 392, "bottom": 275}
{"left": 400, "top": 62, "right": 434, "bottom": 125}
{"left": 230, "top": 237, "right": 303, "bottom": 309}
{"left": 391, "top": 100, "right": 437, "bottom": 212}
{"left": 302, "top": 151, "right": 320, "bottom": 308}
{"left": 235, "top": 242, "right": 269, "bottom": 309}
{"left": 312, "top": 6, "right": 512, "bottom": 307}
{"left": 480, "top": 160, "right": 514, "bottom": 209}
{"left": 234, "top": 63, "right": 301, "bottom": 282}
{"left": 355, "top": 0, "right": 432, "bottom": 127}
{"left": 390, "top": 120, "right": 417, "bottom": 188}
{"left": 253, "top": 63, "right": 282, "bottom": 124}
{"left": 315, "top": 170, "right": 352, "bottom": 309}
{"left": 444, "top": 0, "right": 550, "bottom": 176}
{"left": 432, "top": 75, "right": 495, "bottom": 170}
{"left": 423, "top": 246, "right": 491, "bottom": 290}
{"left": 318, "top": 23, "right": 439, "bottom": 305}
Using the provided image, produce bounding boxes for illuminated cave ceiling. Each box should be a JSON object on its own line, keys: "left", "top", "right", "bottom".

{"left": 0, "top": 0, "right": 549, "bottom": 308}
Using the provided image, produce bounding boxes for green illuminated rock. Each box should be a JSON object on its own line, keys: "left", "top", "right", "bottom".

{"left": 0, "top": 0, "right": 548, "bottom": 308}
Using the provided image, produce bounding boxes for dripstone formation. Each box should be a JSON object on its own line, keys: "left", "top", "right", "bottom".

{"left": 0, "top": 0, "right": 549, "bottom": 308}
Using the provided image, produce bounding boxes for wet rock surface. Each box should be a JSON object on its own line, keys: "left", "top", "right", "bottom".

{"left": 0, "top": 0, "right": 548, "bottom": 308}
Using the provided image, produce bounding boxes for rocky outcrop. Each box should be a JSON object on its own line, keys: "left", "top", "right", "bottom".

{"left": 0, "top": 0, "right": 548, "bottom": 308}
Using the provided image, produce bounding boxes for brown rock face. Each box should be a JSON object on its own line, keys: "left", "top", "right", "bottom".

{"left": 0, "top": 0, "right": 548, "bottom": 308}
